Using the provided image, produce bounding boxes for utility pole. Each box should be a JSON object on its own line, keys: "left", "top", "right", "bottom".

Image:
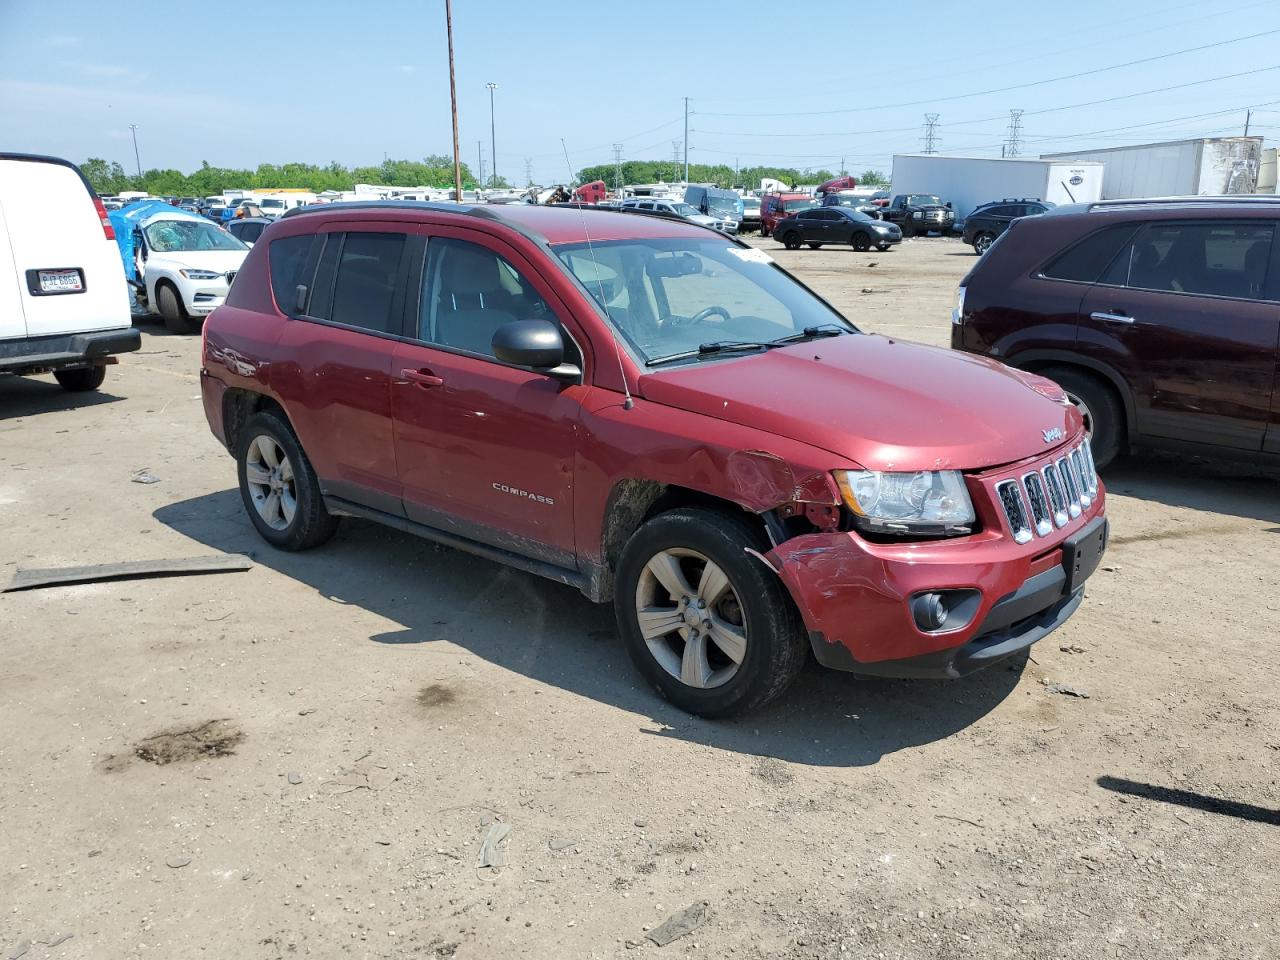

{"left": 523, "top": 157, "right": 533, "bottom": 186}
{"left": 612, "top": 143, "right": 623, "bottom": 195}
{"left": 476, "top": 141, "right": 485, "bottom": 189}
{"left": 683, "top": 97, "right": 690, "bottom": 185}
{"left": 128, "top": 123, "right": 141, "bottom": 178}
{"left": 1244, "top": 109, "right": 1253, "bottom": 136}
{"left": 922, "top": 114, "right": 940, "bottom": 155}
{"left": 841, "top": 156, "right": 845, "bottom": 176}
{"left": 486, "top": 82, "right": 498, "bottom": 187}
{"left": 1005, "top": 109, "right": 1024, "bottom": 158}
{"left": 444, "top": 0, "right": 463, "bottom": 202}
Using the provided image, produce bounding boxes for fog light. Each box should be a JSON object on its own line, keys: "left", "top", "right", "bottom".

{"left": 911, "top": 593, "right": 948, "bottom": 631}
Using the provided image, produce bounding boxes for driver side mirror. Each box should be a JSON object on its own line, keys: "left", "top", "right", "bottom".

{"left": 492, "top": 320, "right": 580, "bottom": 382}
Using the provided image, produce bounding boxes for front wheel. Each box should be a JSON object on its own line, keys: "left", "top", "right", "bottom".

{"left": 851, "top": 232, "right": 871, "bottom": 252}
{"left": 973, "top": 232, "right": 996, "bottom": 255}
{"left": 1040, "top": 366, "right": 1124, "bottom": 469}
{"left": 614, "top": 507, "right": 807, "bottom": 717}
{"left": 877, "top": 242, "right": 891, "bottom": 251}
{"left": 781, "top": 232, "right": 802, "bottom": 250}
{"left": 157, "top": 283, "right": 199, "bottom": 334}
{"left": 236, "top": 411, "right": 338, "bottom": 550}
{"left": 53, "top": 365, "right": 106, "bottom": 392}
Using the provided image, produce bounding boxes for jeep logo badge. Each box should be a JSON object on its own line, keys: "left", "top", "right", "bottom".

{"left": 1042, "top": 427, "right": 1064, "bottom": 444}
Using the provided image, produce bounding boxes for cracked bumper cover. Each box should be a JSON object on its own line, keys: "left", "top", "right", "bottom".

{"left": 766, "top": 511, "right": 1107, "bottom": 680}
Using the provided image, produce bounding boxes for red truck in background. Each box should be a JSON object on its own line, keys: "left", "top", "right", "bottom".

{"left": 572, "top": 181, "right": 608, "bottom": 204}
{"left": 760, "top": 193, "right": 818, "bottom": 237}
{"left": 815, "top": 175, "right": 857, "bottom": 199}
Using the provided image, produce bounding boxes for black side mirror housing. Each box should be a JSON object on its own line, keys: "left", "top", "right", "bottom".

{"left": 492, "top": 320, "right": 579, "bottom": 381}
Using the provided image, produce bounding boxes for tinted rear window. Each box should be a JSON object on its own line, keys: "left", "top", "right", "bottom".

{"left": 1040, "top": 224, "right": 1138, "bottom": 282}
{"left": 269, "top": 235, "right": 313, "bottom": 312}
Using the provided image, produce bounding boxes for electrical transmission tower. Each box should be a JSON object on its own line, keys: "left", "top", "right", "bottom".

{"left": 612, "top": 143, "right": 624, "bottom": 194}
{"left": 672, "top": 140, "right": 682, "bottom": 183}
{"left": 1005, "top": 109, "right": 1024, "bottom": 158}
{"left": 523, "top": 157, "right": 533, "bottom": 186}
{"left": 922, "top": 114, "right": 940, "bottom": 155}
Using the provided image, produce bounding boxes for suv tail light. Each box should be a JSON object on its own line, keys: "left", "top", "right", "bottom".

{"left": 93, "top": 196, "right": 116, "bottom": 240}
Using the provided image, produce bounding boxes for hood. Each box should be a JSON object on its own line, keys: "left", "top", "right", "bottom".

{"left": 637, "top": 334, "right": 1081, "bottom": 472}
{"left": 149, "top": 250, "right": 247, "bottom": 273}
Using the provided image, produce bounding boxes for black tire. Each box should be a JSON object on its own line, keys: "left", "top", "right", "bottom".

{"left": 1040, "top": 366, "right": 1124, "bottom": 469}
{"left": 782, "top": 232, "right": 802, "bottom": 250}
{"left": 157, "top": 283, "right": 198, "bottom": 334}
{"left": 53, "top": 365, "right": 106, "bottom": 392}
{"left": 973, "top": 232, "right": 996, "bottom": 256}
{"left": 851, "top": 232, "right": 871, "bottom": 252}
{"left": 236, "top": 410, "right": 338, "bottom": 550}
{"left": 614, "top": 507, "right": 807, "bottom": 718}
{"left": 877, "top": 243, "right": 891, "bottom": 251}
{"left": 807, "top": 242, "right": 822, "bottom": 249}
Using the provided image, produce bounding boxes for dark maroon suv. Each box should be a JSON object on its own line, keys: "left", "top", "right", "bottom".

{"left": 952, "top": 197, "right": 1280, "bottom": 467}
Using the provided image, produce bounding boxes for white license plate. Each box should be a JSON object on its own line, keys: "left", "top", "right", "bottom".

{"left": 39, "top": 269, "right": 83, "bottom": 293}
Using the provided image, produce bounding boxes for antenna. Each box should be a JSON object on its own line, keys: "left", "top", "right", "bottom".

{"left": 559, "top": 139, "right": 634, "bottom": 411}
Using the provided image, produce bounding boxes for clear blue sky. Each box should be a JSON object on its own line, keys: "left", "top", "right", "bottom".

{"left": 1, "top": 0, "right": 1276, "bottom": 185}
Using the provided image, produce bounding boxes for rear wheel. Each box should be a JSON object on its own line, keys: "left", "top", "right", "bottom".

{"left": 851, "top": 232, "right": 871, "bottom": 252}
{"left": 236, "top": 411, "right": 338, "bottom": 550}
{"left": 973, "top": 232, "right": 996, "bottom": 255}
{"left": 614, "top": 507, "right": 807, "bottom": 717}
{"left": 53, "top": 366, "right": 106, "bottom": 392}
{"left": 782, "top": 232, "right": 802, "bottom": 250}
{"left": 1040, "top": 366, "right": 1125, "bottom": 469}
{"left": 157, "top": 283, "right": 198, "bottom": 334}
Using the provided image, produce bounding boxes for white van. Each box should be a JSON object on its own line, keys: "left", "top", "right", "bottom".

{"left": 0, "top": 153, "right": 139, "bottom": 391}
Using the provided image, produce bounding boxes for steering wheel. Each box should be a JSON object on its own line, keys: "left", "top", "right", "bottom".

{"left": 668, "top": 305, "right": 732, "bottom": 327}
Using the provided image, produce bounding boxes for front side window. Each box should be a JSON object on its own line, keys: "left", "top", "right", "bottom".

{"left": 1103, "top": 221, "right": 1274, "bottom": 300}
{"left": 419, "top": 237, "right": 555, "bottom": 357}
{"left": 556, "top": 237, "right": 856, "bottom": 365}
{"left": 143, "top": 219, "right": 247, "bottom": 253}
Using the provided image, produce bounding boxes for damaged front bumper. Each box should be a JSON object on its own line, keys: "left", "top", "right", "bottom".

{"left": 766, "top": 508, "right": 1108, "bottom": 680}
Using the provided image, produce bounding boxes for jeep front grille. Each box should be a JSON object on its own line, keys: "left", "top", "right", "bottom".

{"left": 995, "top": 440, "right": 1096, "bottom": 542}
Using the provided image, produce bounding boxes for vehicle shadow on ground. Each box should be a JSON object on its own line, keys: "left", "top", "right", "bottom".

{"left": 0, "top": 376, "right": 124, "bottom": 419}
{"left": 1101, "top": 450, "right": 1279, "bottom": 528}
{"left": 156, "top": 490, "right": 1026, "bottom": 768}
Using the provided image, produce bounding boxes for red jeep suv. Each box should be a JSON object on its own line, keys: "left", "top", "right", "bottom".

{"left": 200, "top": 202, "right": 1107, "bottom": 716}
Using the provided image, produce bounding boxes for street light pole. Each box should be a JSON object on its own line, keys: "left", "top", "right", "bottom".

{"left": 444, "top": 0, "right": 463, "bottom": 202}
{"left": 128, "top": 123, "right": 141, "bottom": 179}
{"left": 486, "top": 82, "right": 497, "bottom": 188}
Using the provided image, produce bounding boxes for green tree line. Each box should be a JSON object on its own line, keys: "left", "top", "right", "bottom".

{"left": 80, "top": 156, "right": 503, "bottom": 197}
{"left": 576, "top": 160, "right": 889, "bottom": 189}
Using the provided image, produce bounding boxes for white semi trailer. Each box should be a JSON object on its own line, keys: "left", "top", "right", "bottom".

{"left": 1041, "top": 137, "right": 1264, "bottom": 199}
{"left": 889, "top": 155, "right": 1104, "bottom": 220}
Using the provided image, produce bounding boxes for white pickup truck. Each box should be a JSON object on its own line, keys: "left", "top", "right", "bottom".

{"left": 0, "top": 153, "right": 139, "bottom": 391}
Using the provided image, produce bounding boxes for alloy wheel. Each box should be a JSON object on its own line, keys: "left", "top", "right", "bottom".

{"left": 634, "top": 548, "right": 748, "bottom": 690}
{"left": 245, "top": 434, "right": 297, "bottom": 531}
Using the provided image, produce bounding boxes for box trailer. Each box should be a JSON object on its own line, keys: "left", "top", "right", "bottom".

{"left": 889, "top": 155, "right": 1103, "bottom": 220}
{"left": 1041, "top": 137, "right": 1264, "bottom": 199}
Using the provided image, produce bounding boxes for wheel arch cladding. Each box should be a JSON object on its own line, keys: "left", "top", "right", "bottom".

{"left": 222, "top": 389, "right": 289, "bottom": 453}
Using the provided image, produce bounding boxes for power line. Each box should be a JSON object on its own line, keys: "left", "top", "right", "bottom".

{"left": 699, "top": 28, "right": 1280, "bottom": 119}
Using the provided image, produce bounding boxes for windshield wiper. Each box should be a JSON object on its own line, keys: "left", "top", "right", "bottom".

{"left": 645, "top": 340, "right": 772, "bottom": 367}
{"left": 766, "top": 323, "right": 852, "bottom": 346}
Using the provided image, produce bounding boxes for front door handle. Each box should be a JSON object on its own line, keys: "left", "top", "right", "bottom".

{"left": 1090, "top": 311, "right": 1135, "bottom": 325}
{"left": 401, "top": 368, "right": 444, "bottom": 387}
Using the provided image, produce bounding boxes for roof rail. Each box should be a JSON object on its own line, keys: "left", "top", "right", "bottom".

{"left": 1087, "top": 195, "right": 1280, "bottom": 212}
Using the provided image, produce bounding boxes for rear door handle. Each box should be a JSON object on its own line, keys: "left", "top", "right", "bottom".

{"left": 1090, "top": 311, "right": 1135, "bottom": 325}
{"left": 401, "top": 368, "right": 444, "bottom": 387}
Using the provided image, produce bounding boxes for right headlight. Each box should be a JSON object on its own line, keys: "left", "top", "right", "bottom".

{"left": 835, "top": 469, "right": 975, "bottom": 536}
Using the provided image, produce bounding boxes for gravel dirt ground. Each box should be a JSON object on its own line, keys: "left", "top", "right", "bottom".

{"left": 2, "top": 235, "right": 1277, "bottom": 959}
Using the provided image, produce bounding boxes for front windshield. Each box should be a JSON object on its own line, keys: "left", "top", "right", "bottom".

{"left": 742, "top": 198, "right": 760, "bottom": 212}
{"left": 670, "top": 202, "right": 701, "bottom": 217}
{"left": 261, "top": 199, "right": 286, "bottom": 209}
{"left": 784, "top": 198, "right": 817, "bottom": 212}
{"left": 143, "top": 219, "right": 247, "bottom": 253}
{"left": 555, "top": 237, "right": 856, "bottom": 364}
{"left": 706, "top": 194, "right": 742, "bottom": 218}
{"left": 907, "top": 195, "right": 942, "bottom": 206}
